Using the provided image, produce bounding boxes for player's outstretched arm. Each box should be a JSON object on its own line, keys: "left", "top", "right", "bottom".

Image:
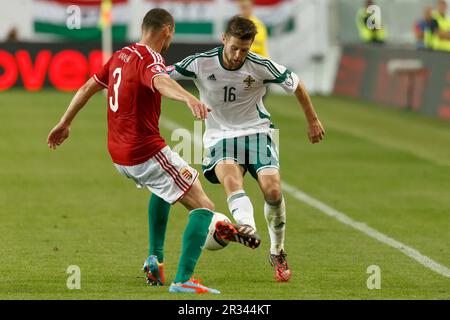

{"left": 47, "top": 77, "right": 103, "bottom": 150}
{"left": 294, "top": 81, "right": 325, "bottom": 144}
{"left": 153, "top": 75, "right": 211, "bottom": 120}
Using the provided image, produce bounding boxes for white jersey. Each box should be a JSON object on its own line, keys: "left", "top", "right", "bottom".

{"left": 168, "top": 46, "right": 299, "bottom": 148}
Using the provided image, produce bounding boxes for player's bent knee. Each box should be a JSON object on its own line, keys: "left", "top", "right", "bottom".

{"left": 222, "top": 175, "right": 243, "bottom": 190}
{"left": 263, "top": 186, "right": 282, "bottom": 203}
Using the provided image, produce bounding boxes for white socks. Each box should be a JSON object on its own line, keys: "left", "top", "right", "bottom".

{"left": 227, "top": 190, "right": 287, "bottom": 255}
{"left": 227, "top": 190, "right": 256, "bottom": 230}
{"left": 264, "top": 196, "right": 286, "bottom": 255}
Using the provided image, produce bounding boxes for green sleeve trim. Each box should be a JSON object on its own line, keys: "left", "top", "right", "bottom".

{"left": 247, "top": 53, "right": 283, "bottom": 78}
{"left": 179, "top": 48, "right": 219, "bottom": 69}
{"left": 263, "top": 70, "right": 290, "bottom": 84}
{"left": 174, "top": 64, "right": 197, "bottom": 79}
{"left": 178, "top": 55, "right": 196, "bottom": 68}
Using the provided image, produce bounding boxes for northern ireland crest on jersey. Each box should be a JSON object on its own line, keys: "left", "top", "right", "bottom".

{"left": 243, "top": 75, "right": 256, "bottom": 90}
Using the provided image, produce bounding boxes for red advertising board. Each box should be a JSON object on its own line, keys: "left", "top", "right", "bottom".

{"left": 334, "top": 45, "right": 450, "bottom": 120}
{"left": 0, "top": 42, "right": 216, "bottom": 91}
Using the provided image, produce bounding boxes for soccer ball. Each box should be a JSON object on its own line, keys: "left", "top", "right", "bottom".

{"left": 204, "top": 212, "right": 230, "bottom": 251}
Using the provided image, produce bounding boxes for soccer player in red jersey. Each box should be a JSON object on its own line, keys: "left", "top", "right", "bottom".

{"left": 47, "top": 8, "right": 234, "bottom": 294}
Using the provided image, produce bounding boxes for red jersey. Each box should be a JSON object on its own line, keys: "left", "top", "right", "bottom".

{"left": 93, "top": 43, "right": 169, "bottom": 166}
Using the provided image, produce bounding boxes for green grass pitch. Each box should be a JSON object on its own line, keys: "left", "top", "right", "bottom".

{"left": 0, "top": 89, "right": 449, "bottom": 299}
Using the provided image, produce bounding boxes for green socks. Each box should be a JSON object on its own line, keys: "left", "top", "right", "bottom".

{"left": 147, "top": 195, "right": 213, "bottom": 284}
{"left": 148, "top": 194, "right": 171, "bottom": 262}
{"left": 173, "top": 208, "right": 214, "bottom": 283}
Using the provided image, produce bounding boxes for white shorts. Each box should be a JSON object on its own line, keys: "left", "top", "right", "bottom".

{"left": 114, "top": 146, "right": 198, "bottom": 204}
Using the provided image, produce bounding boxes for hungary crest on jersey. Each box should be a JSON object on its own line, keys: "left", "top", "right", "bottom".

{"left": 180, "top": 167, "right": 193, "bottom": 181}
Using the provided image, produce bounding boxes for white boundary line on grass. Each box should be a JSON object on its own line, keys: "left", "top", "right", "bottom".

{"left": 281, "top": 183, "right": 450, "bottom": 278}
{"left": 161, "top": 118, "right": 450, "bottom": 279}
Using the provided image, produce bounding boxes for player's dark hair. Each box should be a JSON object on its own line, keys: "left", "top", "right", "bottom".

{"left": 141, "top": 8, "right": 174, "bottom": 32}
{"left": 224, "top": 15, "right": 257, "bottom": 41}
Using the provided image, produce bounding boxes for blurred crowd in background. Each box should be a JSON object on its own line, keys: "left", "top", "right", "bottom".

{"left": 0, "top": 0, "right": 448, "bottom": 53}
{"left": 413, "top": 0, "right": 450, "bottom": 51}
{"left": 355, "top": 0, "right": 450, "bottom": 52}
{"left": 1, "top": 0, "right": 449, "bottom": 119}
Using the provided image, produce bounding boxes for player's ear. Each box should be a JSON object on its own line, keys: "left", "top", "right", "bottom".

{"left": 162, "top": 24, "right": 170, "bottom": 36}
{"left": 221, "top": 34, "right": 226, "bottom": 45}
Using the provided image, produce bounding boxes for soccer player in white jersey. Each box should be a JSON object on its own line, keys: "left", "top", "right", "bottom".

{"left": 167, "top": 16, "right": 325, "bottom": 282}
